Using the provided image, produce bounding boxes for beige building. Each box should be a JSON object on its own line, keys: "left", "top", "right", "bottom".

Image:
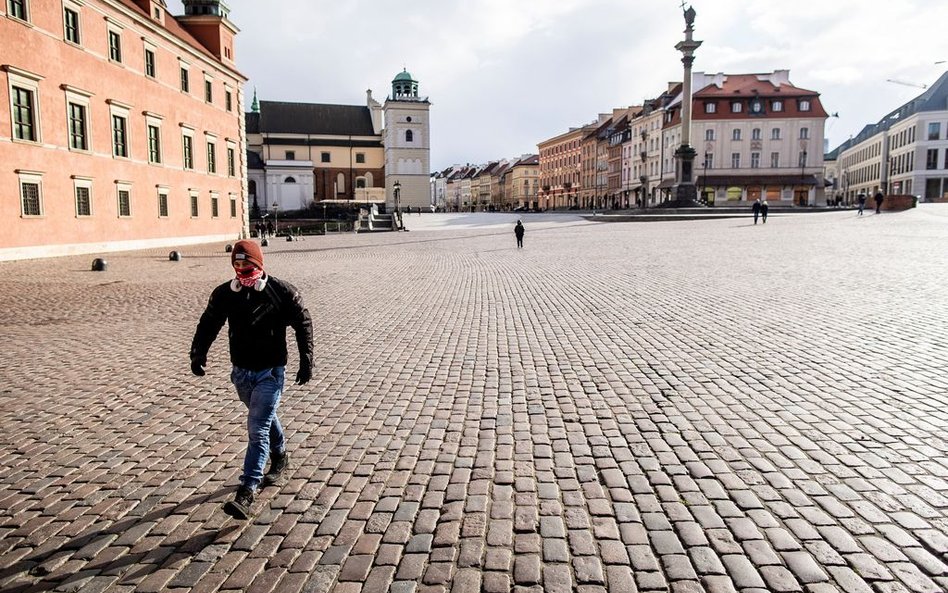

{"left": 505, "top": 155, "right": 539, "bottom": 209}
{"left": 538, "top": 124, "right": 595, "bottom": 210}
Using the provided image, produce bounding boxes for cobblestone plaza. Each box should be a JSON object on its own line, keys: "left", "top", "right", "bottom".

{"left": 1, "top": 209, "right": 947, "bottom": 593}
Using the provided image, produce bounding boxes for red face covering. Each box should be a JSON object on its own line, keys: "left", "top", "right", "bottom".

{"left": 235, "top": 266, "right": 264, "bottom": 288}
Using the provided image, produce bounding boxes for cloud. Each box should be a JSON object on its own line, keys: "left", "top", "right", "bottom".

{"left": 168, "top": 0, "right": 948, "bottom": 165}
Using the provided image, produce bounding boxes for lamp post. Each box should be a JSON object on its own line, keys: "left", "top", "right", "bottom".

{"left": 799, "top": 143, "right": 808, "bottom": 206}
{"left": 702, "top": 151, "right": 710, "bottom": 205}
{"left": 271, "top": 203, "right": 279, "bottom": 236}
{"left": 393, "top": 180, "right": 401, "bottom": 229}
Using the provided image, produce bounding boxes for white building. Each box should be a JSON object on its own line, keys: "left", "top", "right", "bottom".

{"left": 384, "top": 70, "right": 432, "bottom": 210}
{"left": 829, "top": 71, "right": 948, "bottom": 202}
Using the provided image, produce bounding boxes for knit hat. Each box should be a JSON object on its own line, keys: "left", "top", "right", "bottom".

{"left": 231, "top": 239, "right": 264, "bottom": 269}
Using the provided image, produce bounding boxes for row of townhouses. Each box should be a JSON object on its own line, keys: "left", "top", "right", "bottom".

{"left": 430, "top": 155, "right": 539, "bottom": 212}
{"left": 538, "top": 70, "right": 831, "bottom": 210}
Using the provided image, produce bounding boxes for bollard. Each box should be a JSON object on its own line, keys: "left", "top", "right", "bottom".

{"left": 168, "top": 250, "right": 181, "bottom": 261}
{"left": 91, "top": 258, "right": 107, "bottom": 271}
{"left": 225, "top": 244, "right": 233, "bottom": 253}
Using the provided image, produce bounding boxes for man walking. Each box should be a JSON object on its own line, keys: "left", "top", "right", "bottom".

{"left": 874, "top": 190, "right": 884, "bottom": 214}
{"left": 752, "top": 198, "right": 761, "bottom": 224}
{"left": 190, "top": 240, "right": 313, "bottom": 520}
{"left": 760, "top": 200, "right": 769, "bottom": 224}
{"left": 514, "top": 220, "right": 525, "bottom": 248}
{"left": 857, "top": 192, "right": 866, "bottom": 216}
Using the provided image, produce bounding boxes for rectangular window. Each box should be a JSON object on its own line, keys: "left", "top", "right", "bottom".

{"left": 158, "top": 192, "right": 168, "bottom": 217}
{"left": 180, "top": 67, "right": 189, "bottom": 92}
{"left": 230, "top": 195, "right": 237, "bottom": 218}
{"left": 771, "top": 128, "right": 781, "bottom": 140}
{"left": 928, "top": 122, "right": 941, "bottom": 141}
{"left": 704, "top": 153, "right": 713, "bottom": 168}
{"left": 112, "top": 115, "right": 128, "bottom": 157}
{"left": 190, "top": 193, "right": 199, "bottom": 217}
{"left": 704, "top": 129, "right": 714, "bottom": 141}
{"left": 21, "top": 181, "right": 41, "bottom": 216}
{"left": 321, "top": 152, "right": 330, "bottom": 163}
{"left": 147, "top": 125, "right": 161, "bottom": 163}
{"left": 211, "top": 195, "right": 219, "bottom": 218}
{"left": 800, "top": 127, "right": 809, "bottom": 139}
{"left": 798, "top": 151, "right": 807, "bottom": 167}
{"left": 12, "top": 86, "right": 36, "bottom": 141}
{"left": 356, "top": 152, "right": 365, "bottom": 164}
{"left": 68, "top": 102, "right": 87, "bottom": 150}
{"left": 285, "top": 150, "right": 295, "bottom": 160}
{"left": 944, "top": 149, "right": 948, "bottom": 170}
{"left": 752, "top": 128, "right": 761, "bottom": 140}
{"left": 75, "top": 185, "right": 91, "bottom": 216}
{"left": 771, "top": 152, "right": 779, "bottom": 168}
{"left": 117, "top": 189, "right": 131, "bottom": 217}
{"left": 206, "top": 141, "right": 216, "bottom": 173}
{"left": 8, "top": 0, "right": 27, "bottom": 21}
{"left": 704, "top": 102, "right": 716, "bottom": 114}
{"left": 732, "top": 129, "right": 741, "bottom": 141}
{"left": 64, "top": 8, "right": 80, "bottom": 44}
{"left": 108, "top": 30, "right": 122, "bottom": 62}
{"left": 204, "top": 79, "right": 212, "bottom": 103}
{"left": 799, "top": 99, "right": 811, "bottom": 112}
{"left": 183, "top": 134, "right": 194, "bottom": 169}
{"left": 145, "top": 48, "right": 156, "bottom": 77}
{"left": 227, "top": 147, "right": 236, "bottom": 176}
{"left": 927, "top": 149, "right": 938, "bottom": 170}
{"left": 731, "top": 102, "right": 742, "bottom": 113}
{"left": 731, "top": 153, "right": 740, "bottom": 168}
{"left": 225, "top": 90, "right": 232, "bottom": 111}
{"left": 772, "top": 100, "right": 783, "bottom": 112}
{"left": 751, "top": 152, "right": 760, "bottom": 168}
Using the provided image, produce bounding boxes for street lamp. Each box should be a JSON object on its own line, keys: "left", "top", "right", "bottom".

{"left": 271, "top": 203, "right": 279, "bottom": 236}
{"left": 702, "top": 149, "right": 710, "bottom": 205}
{"left": 800, "top": 146, "right": 808, "bottom": 206}
{"left": 393, "top": 180, "right": 401, "bottom": 229}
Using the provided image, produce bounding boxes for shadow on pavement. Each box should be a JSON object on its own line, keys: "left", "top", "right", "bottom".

{"left": 1, "top": 489, "right": 237, "bottom": 592}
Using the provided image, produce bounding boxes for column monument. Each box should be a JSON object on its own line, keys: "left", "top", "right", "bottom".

{"left": 668, "top": 5, "right": 703, "bottom": 207}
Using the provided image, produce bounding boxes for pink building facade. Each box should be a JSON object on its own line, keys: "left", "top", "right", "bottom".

{"left": 0, "top": 0, "right": 246, "bottom": 260}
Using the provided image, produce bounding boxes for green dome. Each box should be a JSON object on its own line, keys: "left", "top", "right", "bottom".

{"left": 393, "top": 69, "right": 414, "bottom": 82}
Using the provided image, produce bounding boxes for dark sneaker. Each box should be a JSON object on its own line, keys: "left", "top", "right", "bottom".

{"left": 262, "top": 451, "right": 290, "bottom": 487}
{"left": 222, "top": 486, "right": 254, "bottom": 520}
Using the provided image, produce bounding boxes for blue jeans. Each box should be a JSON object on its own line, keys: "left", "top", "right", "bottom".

{"left": 231, "top": 366, "right": 286, "bottom": 491}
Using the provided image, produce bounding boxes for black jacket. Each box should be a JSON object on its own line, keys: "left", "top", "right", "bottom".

{"left": 514, "top": 223, "right": 525, "bottom": 238}
{"left": 190, "top": 275, "right": 313, "bottom": 372}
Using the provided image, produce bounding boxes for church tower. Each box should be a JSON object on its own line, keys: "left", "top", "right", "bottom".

{"left": 383, "top": 69, "right": 431, "bottom": 210}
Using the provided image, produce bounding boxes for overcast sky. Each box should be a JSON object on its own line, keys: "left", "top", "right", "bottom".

{"left": 167, "top": 0, "right": 948, "bottom": 170}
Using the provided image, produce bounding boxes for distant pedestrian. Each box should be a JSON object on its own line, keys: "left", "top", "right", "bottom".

{"left": 514, "top": 220, "right": 525, "bottom": 248}
{"left": 752, "top": 198, "right": 761, "bottom": 224}
{"left": 190, "top": 240, "right": 313, "bottom": 520}
{"left": 760, "top": 200, "right": 769, "bottom": 224}
{"left": 857, "top": 192, "right": 866, "bottom": 216}
{"left": 266, "top": 221, "right": 274, "bottom": 237}
{"left": 874, "top": 191, "right": 884, "bottom": 214}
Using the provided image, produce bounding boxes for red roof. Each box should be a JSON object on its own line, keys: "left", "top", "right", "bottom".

{"left": 695, "top": 74, "right": 817, "bottom": 98}
{"left": 116, "top": 0, "right": 219, "bottom": 63}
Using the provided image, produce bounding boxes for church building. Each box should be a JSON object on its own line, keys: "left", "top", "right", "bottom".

{"left": 246, "top": 69, "right": 431, "bottom": 213}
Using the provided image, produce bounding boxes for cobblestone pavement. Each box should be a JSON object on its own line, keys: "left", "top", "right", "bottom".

{"left": 1, "top": 207, "right": 947, "bottom": 593}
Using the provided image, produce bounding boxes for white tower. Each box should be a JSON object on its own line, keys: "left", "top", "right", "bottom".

{"left": 383, "top": 69, "right": 431, "bottom": 210}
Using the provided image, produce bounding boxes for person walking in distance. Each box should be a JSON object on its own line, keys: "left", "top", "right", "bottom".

{"left": 190, "top": 240, "right": 313, "bottom": 520}
{"left": 752, "top": 198, "right": 761, "bottom": 225}
{"left": 760, "top": 200, "right": 769, "bottom": 224}
{"left": 514, "top": 220, "right": 525, "bottom": 248}
{"left": 857, "top": 192, "right": 866, "bottom": 216}
{"left": 874, "top": 190, "right": 884, "bottom": 214}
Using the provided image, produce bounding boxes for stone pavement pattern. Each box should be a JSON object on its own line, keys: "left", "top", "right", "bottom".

{"left": 0, "top": 208, "right": 947, "bottom": 593}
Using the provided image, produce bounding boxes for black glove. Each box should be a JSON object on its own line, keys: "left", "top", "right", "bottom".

{"left": 190, "top": 356, "right": 206, "bottom": 377}
{"left": 295, "top": 366, "right": 311, "bottom": 385}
